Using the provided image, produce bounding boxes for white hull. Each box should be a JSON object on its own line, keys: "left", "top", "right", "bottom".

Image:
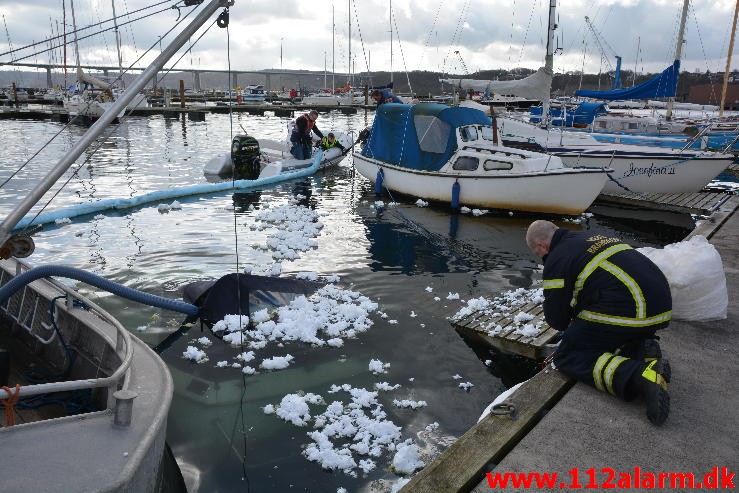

{"left": 204, "top": 133, "right": 352, "bottom": 178}
{"left": 352, "top": 154, "right": 608, "bottom": 215}
{"left": 498, "top": 117, "right": 732, "bottom": 194}
{"left": 556, "top": 150, "right": 732, "bottom": 194}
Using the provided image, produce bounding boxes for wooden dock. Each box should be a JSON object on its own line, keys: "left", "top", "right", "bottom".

{"left": 0, "top": 102, "right": 363, "bottom": 123}
{"left": 451, "top": 301, "right": 559, "bottom": 360}
{"left": 596, "top": 190, "right": 731, "bottom": 214}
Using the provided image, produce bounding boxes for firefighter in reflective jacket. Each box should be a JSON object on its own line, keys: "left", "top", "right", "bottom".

{"left": 526, "top": 220, "right": 672, "bottom": 425}
{"left": 320, "top": 133, "right": 346, "bottom": 154}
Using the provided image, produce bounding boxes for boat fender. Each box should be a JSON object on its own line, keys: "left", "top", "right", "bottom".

{"left": 375, "top": 168, "right": 384, "bottom": 195}
{"left": 451, "top": 180, "right": 461, "bottom": 209}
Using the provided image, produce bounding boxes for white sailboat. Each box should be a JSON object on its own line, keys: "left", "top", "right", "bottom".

{"left": 353, "top": 102, "right": 609, "bottom": 215}
{"left": 450, "top": 0, "right": 733, "bottom": 195}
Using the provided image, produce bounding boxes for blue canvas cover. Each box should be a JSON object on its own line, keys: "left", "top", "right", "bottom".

{"left": 529, "top": 101, "right": 608, "bottom": 126}
{"left": 575, "top": 60, "right": 680, "bottom": 100}
{"left": 360, "top": 102, "right": 491, "bottom": 171}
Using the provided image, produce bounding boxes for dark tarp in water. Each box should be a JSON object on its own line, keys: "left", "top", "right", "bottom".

{"left": 155, "top": 274, "right": 322, "bottom": 352}
{"left": 360, "top": 102, "right": 491, "bottom": 172}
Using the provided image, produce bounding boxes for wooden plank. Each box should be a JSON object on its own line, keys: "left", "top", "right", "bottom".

{"left": 401, "top": 368, "right": 575, "bottom": 493}
{"left": 670, "top": 192, "right": 697, "bottom": 207}
{"left": 680, "top": 192, "right": 709, "bottom": 209}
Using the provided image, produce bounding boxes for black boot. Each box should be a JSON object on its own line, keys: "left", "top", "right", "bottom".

{"left": 639, "top": 359, "right": 671, "bottom": 426}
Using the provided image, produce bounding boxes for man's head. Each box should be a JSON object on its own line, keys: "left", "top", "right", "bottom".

{"left": 525, "top": 220, "right": 558, "bottom": 258}
{"left": 327, "top": 132, "right": 336, "bottom": 142}
{"left": 371, "top": 90, "right": 382, "bottom": 102}
{"left": 308, "top": 110, "right": 319, "bottom": 121}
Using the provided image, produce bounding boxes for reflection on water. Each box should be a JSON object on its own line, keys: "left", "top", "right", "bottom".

{"left": 0, "top": 112, "right": 695, "bottom": 492}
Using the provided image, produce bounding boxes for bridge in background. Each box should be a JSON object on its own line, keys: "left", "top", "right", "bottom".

{"left": 0, "top": 61, "right": 353, "bottom": 92}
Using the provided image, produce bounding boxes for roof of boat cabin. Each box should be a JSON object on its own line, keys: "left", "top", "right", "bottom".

{"left": 360, "top": 102, "right": 491, "bottom": 172}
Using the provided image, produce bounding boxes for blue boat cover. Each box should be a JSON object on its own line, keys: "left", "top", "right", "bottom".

{"left": 361, "top": 102, "right": 491, "bottom": 171}
{"left": 575, "top": 60, "right": 680, "bottom": 100}
{"left": 530, "top": 101, "right": 608, "bottom": 126}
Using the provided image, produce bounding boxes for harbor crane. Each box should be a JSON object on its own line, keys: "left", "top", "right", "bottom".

{"left": 584, "top": 16, "right": 622, "bottom": 90}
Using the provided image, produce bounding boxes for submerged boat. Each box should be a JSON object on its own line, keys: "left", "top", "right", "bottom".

{"left": 0, "top": 2, "right": 235, "bottom": 492}
{"left": 353, "top": 103, "right": 609, "bottom": 215}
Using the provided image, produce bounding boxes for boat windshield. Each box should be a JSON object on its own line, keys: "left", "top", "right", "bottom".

{"left": 460, "top": 126, "right": 479, "bottom": 142}
{"left": 481, "top": 126, "right": 495, "bottom": 141}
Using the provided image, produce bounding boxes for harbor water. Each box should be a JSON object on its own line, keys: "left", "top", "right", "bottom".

{"left": 0, "top": 110, "right": 694, "bottom": 492}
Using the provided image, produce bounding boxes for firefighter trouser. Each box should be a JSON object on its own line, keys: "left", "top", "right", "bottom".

{"left": 552, "top": 318, "right": 660, "bottom": 400}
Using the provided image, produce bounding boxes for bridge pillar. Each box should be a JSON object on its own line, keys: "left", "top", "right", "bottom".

{"left": 46, "top": 67, "right": 53, "bottom": 89}
{"left": 265, "top": 73, "right": 271, "bottom": 92}
{"left": 193, "top": 71, "right": 201, "bottom": 92}
{"left": 232, "top": 73, "right": 238, "bottom": 89}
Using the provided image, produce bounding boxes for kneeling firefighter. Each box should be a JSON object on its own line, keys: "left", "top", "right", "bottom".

{"left": 231, "top": 134, "right": 261, "bottom": 179}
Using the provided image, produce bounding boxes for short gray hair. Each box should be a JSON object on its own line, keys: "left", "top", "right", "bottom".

{"left": 309, "top": 110, "right": 319, "bottom": 117}
{"left": 525, "top": 220, "right": 558, "bottom": 252}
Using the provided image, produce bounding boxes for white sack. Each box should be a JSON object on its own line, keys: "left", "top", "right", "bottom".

{"left": 638, "top": 235, "right": 728, "bottom": 321}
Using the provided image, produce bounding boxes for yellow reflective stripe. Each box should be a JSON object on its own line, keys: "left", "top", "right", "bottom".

{"left": 641, "top": 361, "right": 668, "bottom": 390}
{"left": 603, "top": 355, "right": 627, "bottom": 396}
{"left": 578, "top": 310, "right": 672, "bottom": 327}
{"left": 571, "top": 244, "right": 632, "bottom": 307}
{"left": 592, "top": 353, "right": 614, "bottom": 392}
{"left": 543, "top": 278, "right": 564, "bottom": 289}
{"left": 600, "top": 260, "right": 646, "bottom": 318}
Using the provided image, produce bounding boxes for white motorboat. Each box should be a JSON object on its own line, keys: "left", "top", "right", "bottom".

{"left": 204, "top": 130, "right": 353, "bottom": 179}
{"left": 352, "top": 103, "right": 609, "bottom": 215}
{"left": 497, "top": 116, "right": 733, "bottom": 194}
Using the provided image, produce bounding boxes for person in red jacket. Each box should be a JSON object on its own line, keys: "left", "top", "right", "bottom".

{"left": 290, "top": 110, "right": 324, "bottom": 160}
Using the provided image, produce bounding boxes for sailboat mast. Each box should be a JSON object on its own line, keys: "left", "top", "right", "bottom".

{"left": 541, "top": 0, "right": 556, "bottom": 126}
{"left": 0, "top": 0, "right": 234, "bottom": 248}
{"left": 348, "top": 0, "right": 351, "bottom": 85}
{"left": 719, "top": 0, "right": 739, "bottom": 117}
{"left": 666, "top": 0, "right": 689, "bottom": 120}
{"left": 390, "top": 0, "right": 393, "bottom": 85}
{"left": 110, "top": 0, "right": 124, "bottom": 88}
{"left": 70, "top": 0, "right": 81, "bottom": 77}
{"left": 332, "top": 5, "right": 335, "bottom": 93}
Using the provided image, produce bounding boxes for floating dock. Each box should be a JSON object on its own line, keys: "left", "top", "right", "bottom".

{"left": 404, "top": 194, "right": 739, "bottom": 492}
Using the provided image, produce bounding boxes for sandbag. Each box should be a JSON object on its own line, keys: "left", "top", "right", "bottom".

{"left": 638, "top": 235, "right": 728, "bottom": 321}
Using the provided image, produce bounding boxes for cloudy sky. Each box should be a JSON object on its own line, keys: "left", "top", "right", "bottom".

{"left": 0, "top": 0, "right": 736, "bottom": 81}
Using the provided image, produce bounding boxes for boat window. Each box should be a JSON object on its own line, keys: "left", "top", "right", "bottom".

{"left": 597, "top": 121, "right": 608, "bottom": 129}
{"left": 481, "top": 127, "right": 494, "bottom": 140}
{"left": 483, "top": 160, "right": 513, "bottom": 171}
{"left": 460, "top": 126, "right": 478, "bottom": 142}
{"left": 453, "top": 156, "right": 479, "bottom": 170}
{"left": 628, "top": 122, "right": 639, "bottom": 130}
{"left": 414, "top": 115, "right": 451, "bottom": 153}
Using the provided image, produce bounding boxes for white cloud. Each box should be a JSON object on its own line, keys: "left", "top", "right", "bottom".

{"left": 0, "top": 0, "right": 734, "bottom": 80}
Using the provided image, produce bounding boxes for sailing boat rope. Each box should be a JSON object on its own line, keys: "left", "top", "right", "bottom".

{"left": 2, "top": 5, "right": 201, "bottom": 235}
{"left": 390, "top": 6, "right": 413, "bottom": 94}
{"left": 349, "top": 0, "right": 370, "bottom": 76}
{"left": 220, "top": 11, "right": 252, "bottom": 490}
{"left": 0, "top": 1, "right": 182, "bottom": 64}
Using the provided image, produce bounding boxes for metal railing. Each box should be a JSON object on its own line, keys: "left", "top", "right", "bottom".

{"left": 0, "top": 258, "right": 133, "bottom": 405}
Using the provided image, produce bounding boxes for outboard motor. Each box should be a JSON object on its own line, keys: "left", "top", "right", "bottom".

{"left": 231, "top": 134, "right": 261, "bottom": 180}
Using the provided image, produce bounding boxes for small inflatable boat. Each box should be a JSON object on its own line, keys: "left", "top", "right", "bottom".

{"left": 204, "top": 130, "right": 353, "bottom": 180}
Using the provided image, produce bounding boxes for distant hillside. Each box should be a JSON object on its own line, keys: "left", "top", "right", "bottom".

{"left": 1, "top": 67, "right": 735, "bottom": 105}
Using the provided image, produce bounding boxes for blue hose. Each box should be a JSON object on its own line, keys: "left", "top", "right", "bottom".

{"left": 0, "top": 265, "right": 199, "bottom": 316}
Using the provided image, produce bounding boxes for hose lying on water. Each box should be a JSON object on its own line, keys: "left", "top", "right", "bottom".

{"left": 0, "top": 264, "right": 199, "bottom": 315}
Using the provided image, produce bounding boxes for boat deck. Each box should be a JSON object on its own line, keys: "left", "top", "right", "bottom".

{"left": 451, "top": 301, "right": 558, "bottom": 360}
{"left": 597, "top": 190, "right": 731, "bottom": 214}
{"left": 0, "top": 363, "right": 67, "bottom": 426}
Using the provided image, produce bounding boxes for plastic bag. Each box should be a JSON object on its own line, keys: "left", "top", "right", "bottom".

{"left": 638, "top": 235, "right": 728, "bottom": 321}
